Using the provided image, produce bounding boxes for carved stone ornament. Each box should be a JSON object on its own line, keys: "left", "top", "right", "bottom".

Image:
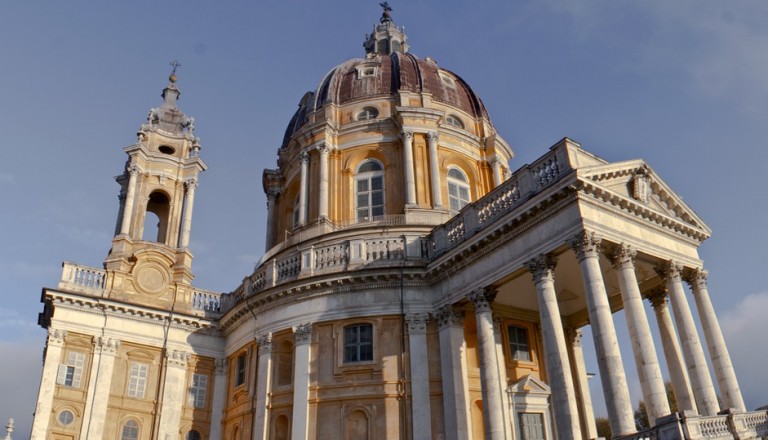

{"left": 433, "top": 305, "right": 464, "bottom": 329}
{"left": 565, "top": 328, "right": 584, "bottom": 347}
{"left": 48, "top": 328, "right": 68, "bottom": 346}
{"left": 215, "top": 357, "right": 228, "bottom": 375}
{"left": 683, "top": 268, "right": 708, "bottom": 291}
{"left": 405, "top": 313, "right": 429, "bottom": 334}
{"left": 467, "top": 287, "right": 496, "bottom": 314}
{"left": 426, "top": 131, "right": 439, "bottom": 143}
{"left": 646, "top": 287, "right": 669, "bottom": 310}
{"left": 94, "top": 336, "right": 121, "bottom": 355}
{"left": 166, "top": 350, "right": 191, "bottom": 368}
{"left": 294, "top": 323, "right": 313, "bottom": 345}
{"left": 257, "top": 333, "right": 273, "bottom": 354}
{"left": 655, "top": 260, "right": 683, "bottom": 282}
{"left": 608, "top": 243, "right": 637, "bottom": 269}
{"left": 568, "top": 231, "right": 602, "bottom": 261}
{"left": 631, "top": 168, "right": 652, "bottom": 204}
{"left": 128, "top": 164, "right": 141, "bottom": 176}
{"left": 300, "top": 151, "right": 310, "bottom": 163}
{"left": 525, "top": 254, "right": 557, "bottom": 283}
{"left": 184, "top": 178, "right": 198, "bottom": 190}
{"left": 401, "top": 130, "right": 414, "bottom": 142}
{"left": 316, "top": 143, "right": 331, "bottom": 154}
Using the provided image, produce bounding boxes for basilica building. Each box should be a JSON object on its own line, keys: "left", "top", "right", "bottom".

{"left": 31, "top": 7, "right": 768, "bottom": 440}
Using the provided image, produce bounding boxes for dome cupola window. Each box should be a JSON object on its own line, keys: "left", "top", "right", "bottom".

{"left": 447, "top": 167, "right": 471, "bottom": 212}
{"left": 356, "top": 107, "right": 379, "bottom": 121}
{"left": 445, "top": 114, "right": 465, "bottom": 129}
{"left": 355, "top": 160, "right": 385, "bottom": 221}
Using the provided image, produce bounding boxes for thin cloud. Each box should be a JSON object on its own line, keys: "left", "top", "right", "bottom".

{"left": 720, "top": 291, "right": 768, "bottom": 410}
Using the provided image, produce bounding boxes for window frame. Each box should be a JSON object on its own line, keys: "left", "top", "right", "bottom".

{"left": 121, "top": 419, "right": 140, "bottom": 440}
{"left": 56, "top": 351, "right": 86, "bottom": 388}
{"left": 355, "top": 160, "right": 385, "bottom": 221}
{"left": 356, "top": 106, "right": 380, "bottom": 121}
{"left": 445, "top": 114, "right": 465, "bottom": 129}
{"left": 188, "top": 373, "right": 208, "bottom": 409}
{"left": 343, "top": 323, "right": 374, "bottom": 364}
{"left": 518, "top": 412, "right": 547, "bottom": 440}
{"left": 126, "top": 361, "right": 149, "bottom": 399}
{"left": 235, "top": 353, "right": 247, "bottom": 387}
{"left": 447, "top": 166, "right": 471, "bottom": 213}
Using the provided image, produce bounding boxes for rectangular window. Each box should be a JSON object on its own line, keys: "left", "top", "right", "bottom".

{"left": 344, "top": 324, "right": 373, "bottom": 363}
{"left": 188, "top": 373, "right": 208, "bottom": 408}
{"left": 127, "top": 362, "right": 149, "bottom": 398}
{"left": 519, "top": 412, "right": 546, "bottom": 440}
{"left": 56, "top": 351, "right": 85, "bottom": 388}
{"left": 508, "top": 325, "right": 531, "bottom": 362}
{"left": 235, "top": 353, "right": 247, "bottom": 386}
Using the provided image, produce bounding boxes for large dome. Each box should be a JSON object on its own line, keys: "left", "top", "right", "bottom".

{"left": 282, "top": 53, "right": 490, "bottom": 147}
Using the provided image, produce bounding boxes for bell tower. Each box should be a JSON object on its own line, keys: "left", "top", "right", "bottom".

{"left": 104, "top": 63, "right": 207, "bottom": 309}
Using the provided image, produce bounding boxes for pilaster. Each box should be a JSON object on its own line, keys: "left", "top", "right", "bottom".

{"left": 402, "top": 130, "right": 417, "bottom": 207}
{"left": 427, "top": 131, "right": 443, "bottom": 208}
{"left": 80, "top": 336, "right": 121, "bottom": 440}
{"left": 157, "top": 349, "right": 190, "bottom": 440}
{"left": 210, "top": 357, "right": 228, "bottom": 440}
{"left": 405, "top": 313, "right": 433, "bottom": 440}
{"left": 434, "top": 305, "right": 471, "bottom": 440}
{"left": 253, "top": 334, "right": 273, "bottom": 440}
{"left": 31, "top": 329, "right": 67, "bottom": 439}
{"left": 292, "top": 323, "right": 312, "bottom": 440}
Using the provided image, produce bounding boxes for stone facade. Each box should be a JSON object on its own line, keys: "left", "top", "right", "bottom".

{"left": 31, "top": 8, "right": 768, "bottom": 440}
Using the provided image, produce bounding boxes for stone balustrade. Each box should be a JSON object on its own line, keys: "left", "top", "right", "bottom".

{"left": 614, "top": 411, "right": 768, "bottom": 440}
{"left": 430, "top": 142, "right": 574, "bottom": 256}
{"left": 59, "top": 261, "right": 107, "bottom": 292}
{"left": 191, "top": 289, "right": 222, "bottom": 314}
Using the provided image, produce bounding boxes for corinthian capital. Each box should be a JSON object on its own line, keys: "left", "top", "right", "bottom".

{"left": 525, "top": 254, "right": 557, "bottom": 283}
{"left": 405, "top": 313, "right": 430, "bottom": 334}
{"left": 682, "top": 268, "right": 708, "bottom": 290}
{"left": 433, "top": 305, "right": 464, "bottom": 329}
{"left": 568, "top": 231, "right": 602, "bottom": 261}
{"left": 646, "top": 287, "right": 669, "bottom": 310}
{"left": 655, "top": 260, "right": 683, "bottom": 282}
{"left": 128, "top": 164, "right": 141, "bottom": 176}
{"left": 94, "top": 336, "right": 121, "bottom": 355}
{"left": 293, "top": 323, "right": 313, "bottom": 345}
{"left": 401, "top": 130, "right": 414, "bottom": 142}
{"left": 47, "top": 328, "right": 67, "bottom": 346}
{"left": 426, "top": 131, "right": 439, "bottom": 143}
{"left": 467, "top": 287, "right": 497, "bottom": 314}
{"left": 607, "top": 243, "right": 637, "bottom": 269}
{"left": 300, "top": 151, "right": 310, "bottom": 163}
{"left": 316, "top": 142, "right": 331, "bottom": 154}
{"left": 257, "top": 333, "right": 273, "bottom": 354}
{"left": 184, "top": 178, "right": 198, "bottom": 190}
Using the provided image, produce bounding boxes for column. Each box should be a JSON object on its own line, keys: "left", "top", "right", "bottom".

{"left": 265, "top": 189, "right": 280, "bottom": 252}
{"left": 80, "top": 337, "right": 121, "bottom": 439}
{"left": 609, "top": 245, "right": 670, "bottom": 424}
{"left": 427, "top": 131, "right": 443, "bottom": 209}
{"left": 685, "top": 269, "right": 745, "bottom": 412}
{"left": 568, "top": 232, "right": 634, "bottom": 435}
{"left": 318, "top": 144, "right": 330, "bottom": 220}
{"left": 493, "top": 319, "right": 513, "bottom": 440}
{"left": 490, "top": 157, "right": 503, "bottom": 187}
{"left": 210, "top": 358, "right": 228, "bottom": 440}
{"left": 435, "top": 305, "right": 471, "bottom": 440}
{"left": 119, "top": 165, "right": 140, "bottom": 235}
{"left": 157, "top": 350, "right": 190, "bottom": 439}
{"left": 291, "top": 323, "right": 312, "bottom": 440}
{"left": 253, "top": 334, "right": 274, "bottom": 440}
{"left": 468, "top": 289, "right": 505, "bottom": 440}
{"left": 179, "top": 178, "right": 197, "bottom": 248}
{"left": 525, "top": 254, "right": 581, "bottom": 440}
{"left": 31, "top": 329, "right": 67, "bottom": 439}
{"left": 405, "top": 313, "right": 433, "bottom": 440}
{"left": 565, "top": 329, "right": 598, "bottom": 440}
{"left": 647, "top": 289, "right": 696, "bottom": 413}
{"left": 656, "top": 262, "right": 719, "bottom": 416}
{"left": 402, "top": 130, "right": 417, "bottom": 207}
{"left": 298, "top": 152, "right": 309, "bottom": 227}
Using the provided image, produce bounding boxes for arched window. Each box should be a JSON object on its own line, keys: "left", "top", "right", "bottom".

{"left": 273, "top": 415, "right": 290, "bottom": 440}
{"left": 347, "top": 410, "right": 370, "bottom": 439}
{"left": 121, "top": 420, "right": 140, "bottom": 440}
{"left": 344, "top": 324, "right": 373, "bottom": 363}
{"left": 355, "top": 160, "right": 385, "bottom": 221}
{"left": 143, "top": 191, "right": 170, "bottom": 243}
{"left": 445, "top": 114, "right": 465, "bottom": 129}
{"left": 447, "top": 167, "right": 471, "bottom": 212}
{"left": 356, "top": 107, "right": 379, "bottom": 121}
{"left": 187, "top": 430, "right": 202, "bottom": 440}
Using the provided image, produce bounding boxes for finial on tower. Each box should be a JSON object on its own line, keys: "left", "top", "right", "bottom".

{"left": 379, "top": 2, "right": 392, "bottom": 23}
{"left": 169, "top": 59, "right": 181, "bottom": 83}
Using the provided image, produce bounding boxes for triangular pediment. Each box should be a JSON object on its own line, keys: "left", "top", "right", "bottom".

{"left": 508, "top": 374, "right": 551, "bottom": 394}
{"left": 577, "top": 160, "right": 711, "bottom": 237}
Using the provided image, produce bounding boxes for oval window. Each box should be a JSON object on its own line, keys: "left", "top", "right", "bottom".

{"left": 158, "top": 145, "right": 175, "bottom": 155}
{"left": 356, "top": 107, "right": 379, "bottom": 121}
{"left": 58, "top": 410, "right": 75, "bottom": 426}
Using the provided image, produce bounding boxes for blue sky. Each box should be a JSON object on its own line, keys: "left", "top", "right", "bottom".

{"left": 2, "top": 1, "right": 768, "bottom": 436}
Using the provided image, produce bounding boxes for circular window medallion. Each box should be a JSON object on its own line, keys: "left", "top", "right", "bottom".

{"left": 135, "top": 264, "right": 169, "bottom": 294}
{"left": 58, "top": 410, "right": 74, "bottom": 426}
{"left": 158, "top": 145, "right": 176, "bottom": 155}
